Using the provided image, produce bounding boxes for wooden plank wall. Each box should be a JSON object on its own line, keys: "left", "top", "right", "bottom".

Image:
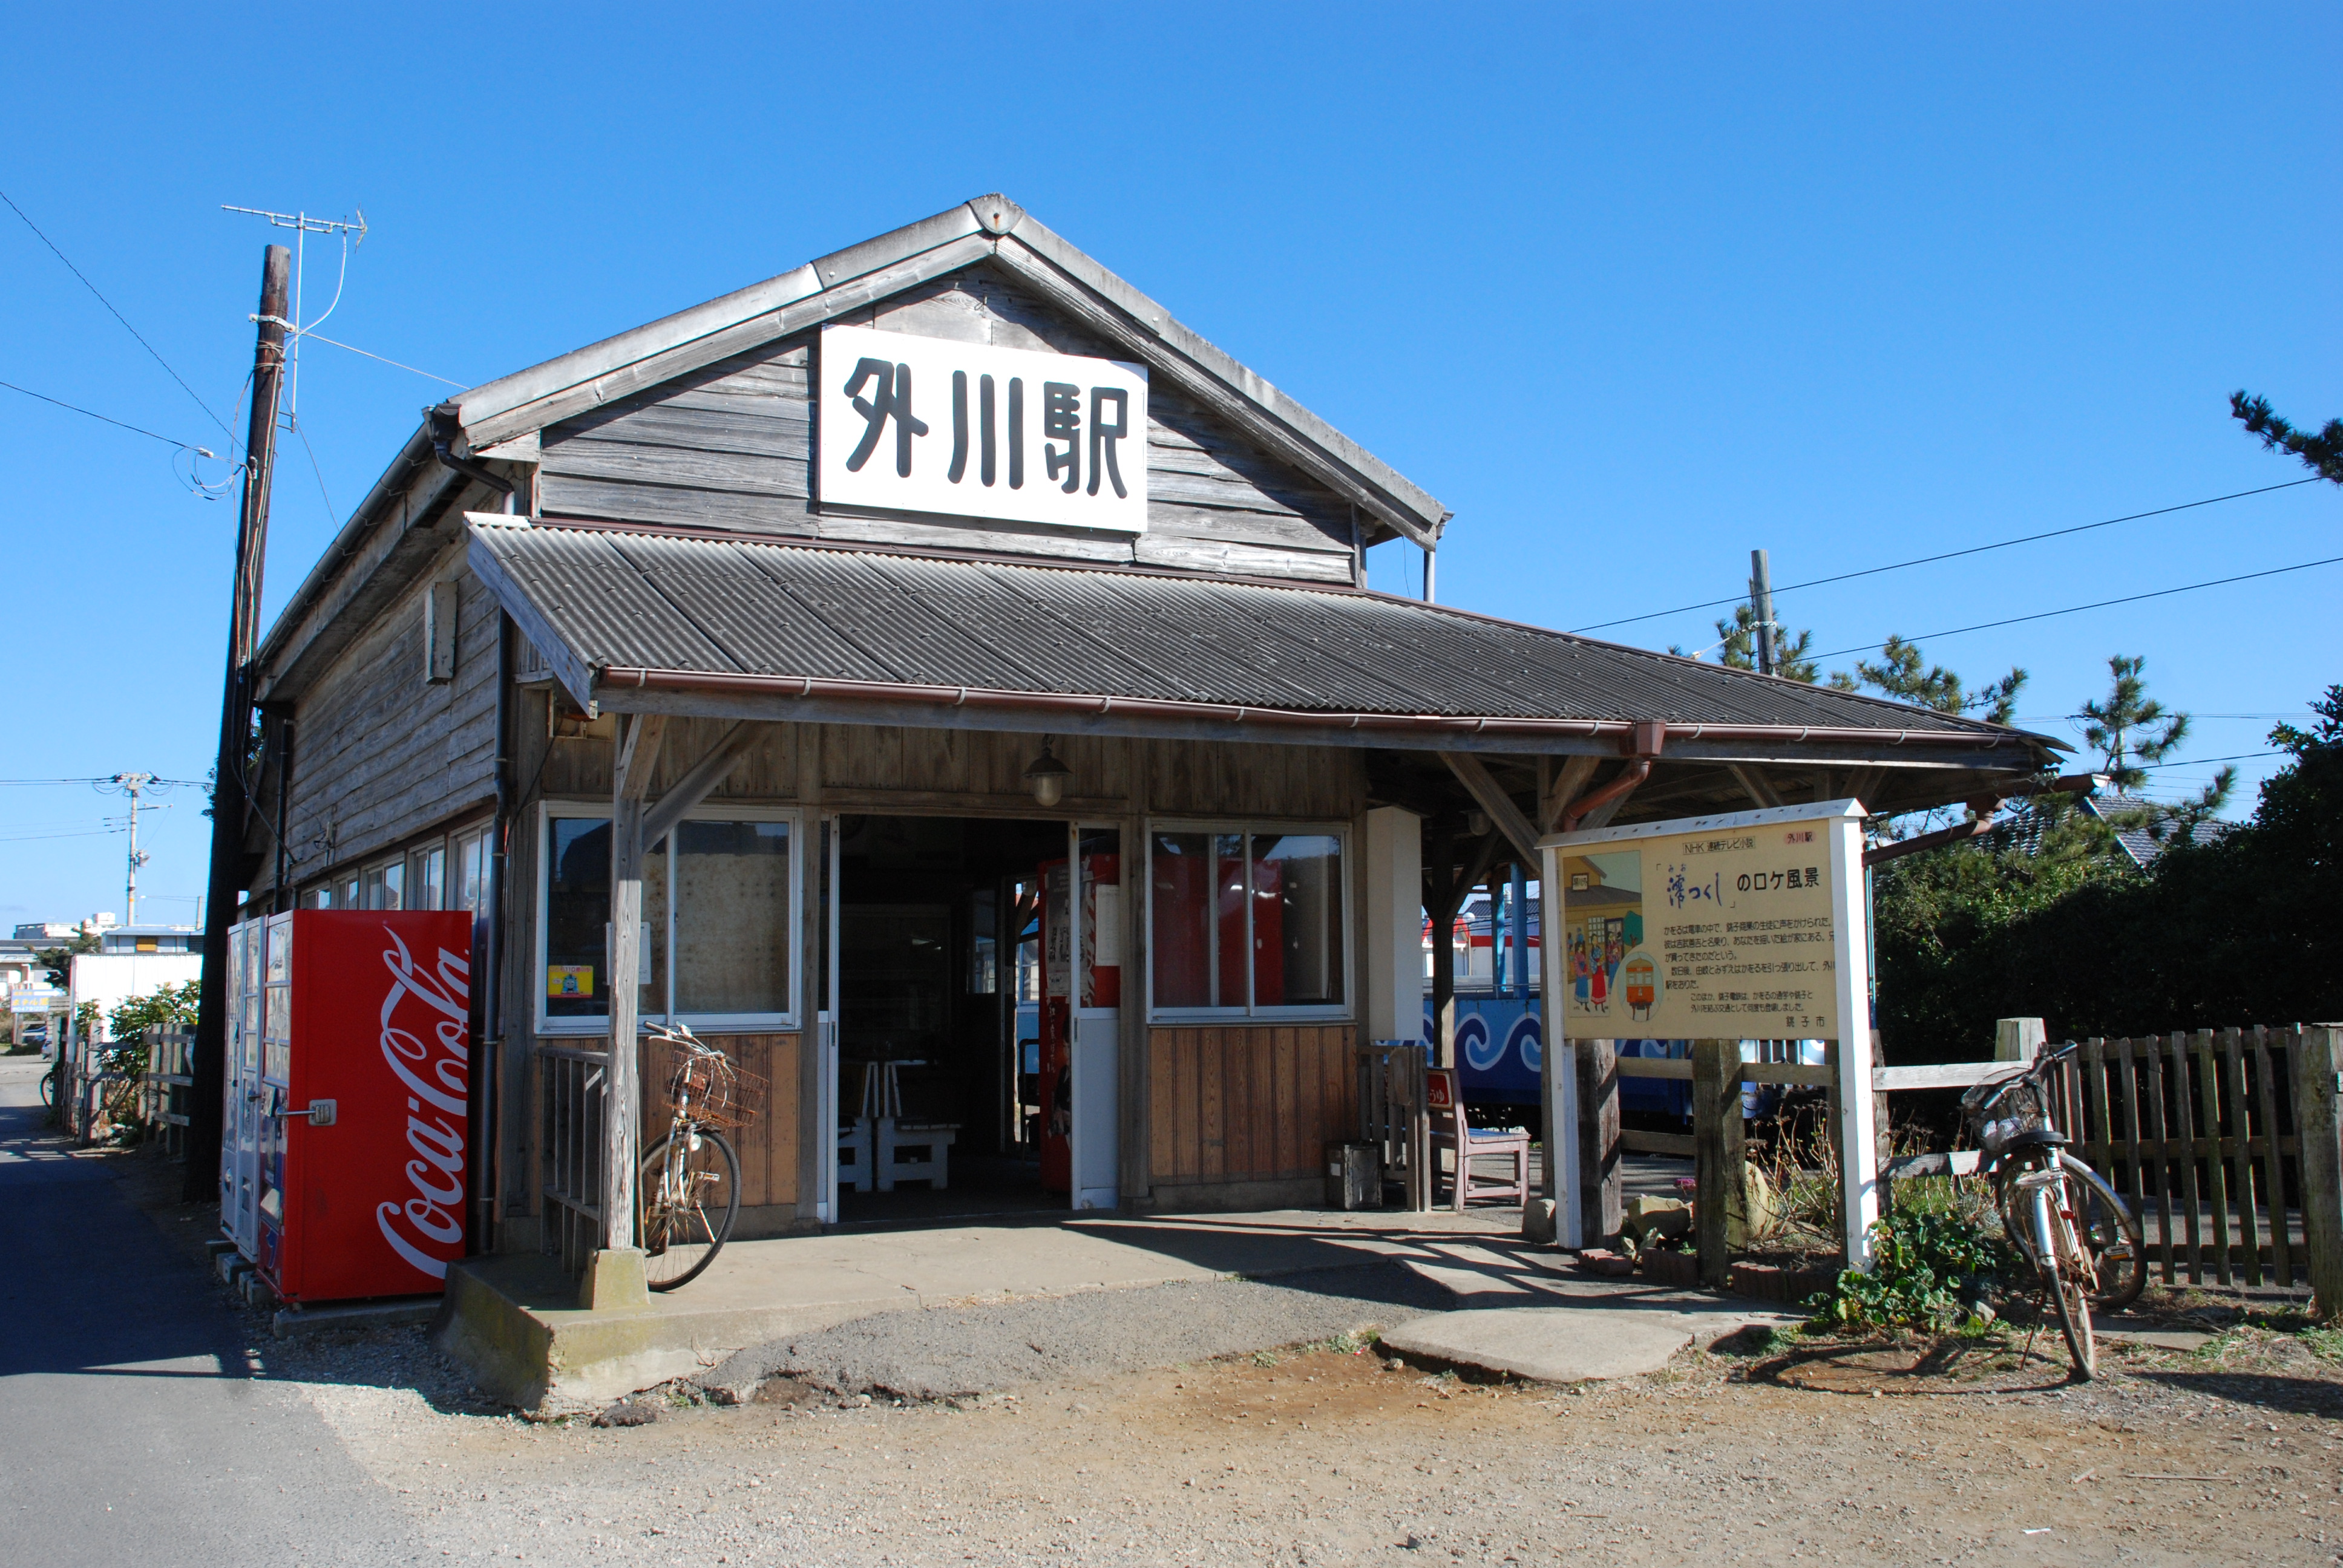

{"left": 1149, "top": 1025, "right": 1356, "bottom": 1187}
{"left": 549, "top": 1032, "right": 802, "bottom": 1218}
{"left": 525, "top": 709, "right": 1365, "bottom": 824}
{"left": 263, "top": 549, "right": 501, "bottom": 898}
{"left": 537, "top": 261, "right": 1361, "bottom": 585}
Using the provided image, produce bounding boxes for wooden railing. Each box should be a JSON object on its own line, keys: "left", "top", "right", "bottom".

{"left": 539, "top": 1044, "right": 609, "bottom": 1275}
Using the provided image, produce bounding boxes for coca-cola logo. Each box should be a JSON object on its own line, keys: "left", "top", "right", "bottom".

{"left": 372, "top": 927, "right": 471, "bottom": 1281}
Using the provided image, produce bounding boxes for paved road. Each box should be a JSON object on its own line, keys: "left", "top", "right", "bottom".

{"left": 0, "top": 1057, "right": 421, "bottom": 1567}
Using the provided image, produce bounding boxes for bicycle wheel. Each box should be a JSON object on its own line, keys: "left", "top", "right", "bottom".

{"left": 2060, "top": 1154, "right": 2146, "bottom": 1313}
{"left": 2034, "top": 1187, "right": 2097, "bottom": 1380}
{"left": 39, "top": 1067, "right": 56, "bottom": 1108}
{"left": 638, "top": 1127, "right": 739, "bottom": 1292}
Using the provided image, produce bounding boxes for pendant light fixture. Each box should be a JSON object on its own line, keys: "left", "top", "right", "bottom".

{"left": 1023, "top": 737, "right": 1072, "bottom": 808}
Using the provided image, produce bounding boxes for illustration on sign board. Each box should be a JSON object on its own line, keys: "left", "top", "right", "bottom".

{"left": 1562, "top": 851, "right": 1645, "bottom": 1020}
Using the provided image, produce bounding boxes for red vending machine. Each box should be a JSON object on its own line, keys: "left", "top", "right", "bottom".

{"left": 1035, "top": 848, "right": 1120, "bottom": 1194}
{"left": 221, "top": 910, "right": 473, "bottom": 1304}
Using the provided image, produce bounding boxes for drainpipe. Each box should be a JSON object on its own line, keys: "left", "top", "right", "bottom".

{"left": 1561, "top": 722, "right": 1666, "bottom": 832}
{"left": 471, "top": 611, "right": 516, "bottom": 1252}
{"left": 428, "top": 407, "right": 513, "bottom": 498}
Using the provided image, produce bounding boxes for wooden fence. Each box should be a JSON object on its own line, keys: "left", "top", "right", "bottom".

{"left": 1355, "top": 1040, "right": 1432, "bottom": 1212}
{"left": 1603, "top": 1022, "right": 2343, "bottom": 1306}
{"left": 2026, "top": 1027, "right": 2327, "bottom": 1290}
{"left": 134, "top": 1027, "right": 195, "bottom": 1156}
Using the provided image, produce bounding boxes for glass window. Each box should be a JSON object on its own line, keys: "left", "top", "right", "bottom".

{"left": 540, "top": 809, "right": 793, "bottom": 1027}
{"left": 672, "top": 819, "right": 790, "bottom": 1016}
{"left": 1151, "top": 828, "right": 1345, "bottom": 1016}
{"left": 410, "top": 845, "right": 445, "bottom": 912}
{"left": 453, "top": 828, "right": 487, "bottom": 914}
{"left": 543, "top": 816, "right": 609, "bottom": 1019}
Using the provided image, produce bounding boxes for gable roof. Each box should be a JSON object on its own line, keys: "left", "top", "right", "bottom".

{"left": 445, "top": 194, "right": 1450, "bottom": 552}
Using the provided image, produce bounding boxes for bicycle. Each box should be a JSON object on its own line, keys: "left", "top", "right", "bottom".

{"left": 636, "top": 1021, "right": 764, "bottom": 1292}
{"left": 39, "top": 1062, "right": 57, "bottom": 1110}
{"left": 1961, "top": 1042, "right": 2146, "bottom": 1380}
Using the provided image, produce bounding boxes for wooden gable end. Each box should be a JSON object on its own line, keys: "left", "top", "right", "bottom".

{"left": 536, "top": 262, "right": 1363, "bottom": 585}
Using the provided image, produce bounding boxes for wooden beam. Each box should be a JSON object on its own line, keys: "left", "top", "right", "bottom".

{"left": 1541, "top": 754, "right": 1602, "bottom": 833}
{"left": 1725, "top": 764, "right": 1786, "bottom": 811}
{"left": 614, "top": 713, "right": 669, "bottom": 803}
{"left": 641, "top": 721, "right": 757, "bottom": 848}
{"left": 1438, "top": 751, "right": 1540, "bottom": 866}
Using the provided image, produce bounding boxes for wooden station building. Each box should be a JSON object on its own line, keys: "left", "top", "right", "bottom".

{"left": 233, "top": 195, "right": 2057, "bottom": 1273}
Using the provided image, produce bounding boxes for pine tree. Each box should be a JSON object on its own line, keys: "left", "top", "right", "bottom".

{"left": 1826, "top": 635, "right": 2027, "bottom": 724}
{"left": 2232, "top": 392, "right": 2343, "bottom": 483}
{"left": 1710, "top": 601, "right": 1819, "bottom": 683}
{"left": 2078, "top": 654, "right": 2233, "bottom": 842}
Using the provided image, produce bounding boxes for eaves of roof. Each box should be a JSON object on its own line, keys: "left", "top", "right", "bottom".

{"left": 466, "top": 517, "right": 2063, "bottom": 769}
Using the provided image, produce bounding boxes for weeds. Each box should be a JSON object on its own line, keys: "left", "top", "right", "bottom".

{"left": 1807, "top": 1206, "right": 2019, "bottom": 1331}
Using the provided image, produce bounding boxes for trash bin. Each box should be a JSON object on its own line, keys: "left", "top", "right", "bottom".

{"left": 1325, "top": 1142, "right": 1380, "bottom": 1210}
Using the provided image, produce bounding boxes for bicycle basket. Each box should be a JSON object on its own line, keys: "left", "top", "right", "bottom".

{"left": 1961, "top": 1072, "right": 2047, "bottom": 1156}
{"left": 661, "top": 1042, "right": 767, "bottom": 1132}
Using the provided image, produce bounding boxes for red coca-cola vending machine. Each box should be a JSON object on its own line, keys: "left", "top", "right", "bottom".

{"left": 219, "top": 910, "right": 472, "bottom": 1304}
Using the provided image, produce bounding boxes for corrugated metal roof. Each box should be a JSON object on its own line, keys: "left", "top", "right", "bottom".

{"left": 468, "top": 519, "right": 2042, "bottom": 742}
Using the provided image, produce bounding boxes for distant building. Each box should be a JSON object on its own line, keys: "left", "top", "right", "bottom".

{"left": 68, "top": 925, "right": 202, "bottom": 1045}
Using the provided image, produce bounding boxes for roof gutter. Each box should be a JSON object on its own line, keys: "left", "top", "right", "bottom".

{"left": 595, "top": 666, "right": 2050, "bottom": 754}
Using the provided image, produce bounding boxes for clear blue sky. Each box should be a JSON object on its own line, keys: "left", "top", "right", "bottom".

{"left": 2, "top": 5, "right": 2335, "bottom": 926}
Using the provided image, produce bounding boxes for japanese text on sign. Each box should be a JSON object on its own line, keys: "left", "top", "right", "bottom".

{"left": 817, "top": 324, "right": 1149, "bottom": 534}
{"left": 1560, "top": 817, "right": 1843, "bottom": 1039}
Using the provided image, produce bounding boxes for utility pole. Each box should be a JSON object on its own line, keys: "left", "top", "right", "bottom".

{"left": 1749, "top": 548, "right": 1778, "bottom": 677}
{"left": 110, "top": 773, "right": 159, "bottom": 924}
{"left": 185, "top": 245, "right": 290, "bottom": 1202}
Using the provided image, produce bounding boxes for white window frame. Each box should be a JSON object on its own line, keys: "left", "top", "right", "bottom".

{"left": 534, "top": 799, "right": 804, "bottom": 1036}
{"left": 1143, "top": 818, "right": 1354, "bottom": 1025}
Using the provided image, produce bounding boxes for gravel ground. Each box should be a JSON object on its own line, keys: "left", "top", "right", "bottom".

{"left": 79, "top": 1142, "right": 2343, "bottom": 1566}
{"left": 694, "top": 1263, "right": 1454, "bottom": 1402}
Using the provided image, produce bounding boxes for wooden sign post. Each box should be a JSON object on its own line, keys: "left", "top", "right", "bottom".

{"left": 1539, "top": 800, "right": 1879, "bottom": 1267}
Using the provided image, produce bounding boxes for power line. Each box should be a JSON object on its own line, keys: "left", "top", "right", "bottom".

{"left": 0, "top": 186, "right": 237, "bottom": 443}
{"left": 295, "top": 329, "right": 464, "bottom": 388}
{"left": 1809, "top": 554, "right": 2343, "bottom": 662}
{"left": 2136, "top": 750, "right": 2284, "bottom": 770}
{"left": 0, "top": 378, "right": 209, "bottom": 452}
{"left": 1570, "top": 477, "right": 2325, "bottom": 635}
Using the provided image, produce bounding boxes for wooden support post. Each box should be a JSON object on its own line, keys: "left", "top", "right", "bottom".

{"left": 1995, "top": 1016, "right": 2046, "bottom": 1062}
{"left": 1693, "top": 1038, "right": 1744, "bottom": 1289}
{"left": 588, "top": 713, "right": 665, "bottom": 1307}
{"left": 2294, "top": 1026, "right": 2343, "bottom": 1321}
{"left": 1576, "top": 1037, "right": 1620, "bottom": 1246}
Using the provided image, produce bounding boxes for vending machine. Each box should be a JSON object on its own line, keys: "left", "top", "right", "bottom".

{"left": 220, "top": 910, "right": 473, "bottom": 1304}
{"left": 1035, "top": 848, "right": 1120, "bottom": 1195}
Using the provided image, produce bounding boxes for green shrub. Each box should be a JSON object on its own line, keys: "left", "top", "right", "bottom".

{"left": 1807, "top": 1207, "right": 2018, "bottom": 1331}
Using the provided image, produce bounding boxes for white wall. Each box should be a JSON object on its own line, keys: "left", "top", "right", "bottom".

{"left": 70, "top": 952, "right": 203, "bottom": 1044}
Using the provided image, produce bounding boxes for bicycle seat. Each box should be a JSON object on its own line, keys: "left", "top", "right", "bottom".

{"left": 2003, "top": 1128, "right": 2069, "bottom": 1152}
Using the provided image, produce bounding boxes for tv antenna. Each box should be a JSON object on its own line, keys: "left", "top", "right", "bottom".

{"left": 220, "top": 206, "right": 366, "bottom": 431}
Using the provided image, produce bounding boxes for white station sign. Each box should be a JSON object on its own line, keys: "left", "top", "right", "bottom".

{"left": 816, "top": 324, "right": 1149, "bottom": 534}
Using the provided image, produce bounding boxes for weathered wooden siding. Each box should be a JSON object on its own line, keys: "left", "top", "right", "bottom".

{"left": 1148, "top": 1025, "right": 1356, "bottom": 1187}
{"left": 537, "top": 263, "right": 1360, "bottom": 585}
{"left": 270, "top": 549, "right": 500, "bottom": 893}
{"left": 524, "top": 713, "right": 1362, "bottom": 822}
{"left": 635, "top": 1030, "right": 801, "bottom": 1226}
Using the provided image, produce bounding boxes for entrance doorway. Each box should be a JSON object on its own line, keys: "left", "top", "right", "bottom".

{"left": 825, "top": 815, "right": 1122, "bottom": 1225}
